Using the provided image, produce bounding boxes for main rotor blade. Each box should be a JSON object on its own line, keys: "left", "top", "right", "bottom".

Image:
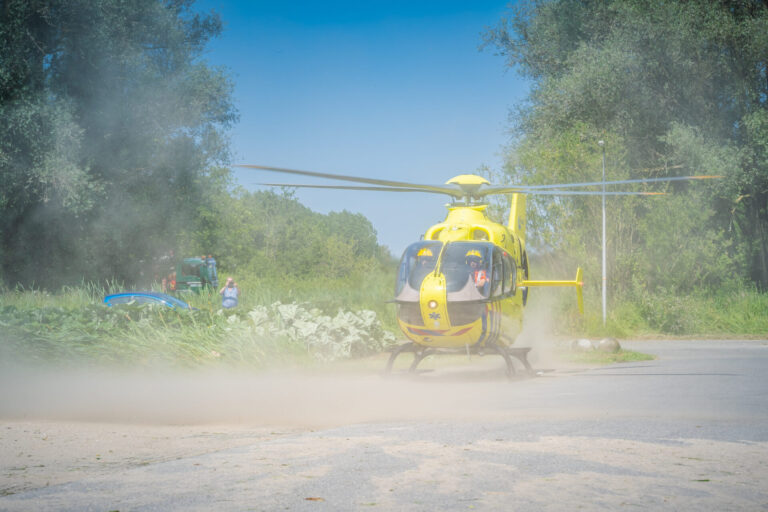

{"left": 238, "top": 164, "right": 716, "bottom": 198}
{"left": 256, "top": 183, "right": 447, "bottom": 194}
{"left": 481, "top": 185, "right": 663, "bottom": 196}
{"left": 237, "top": 164, "right": 463, "bottom": 197}
{"left": 523, "top": 190, "right": 665, "bottom": 196}
{"left": 516, "top": 175, "right": 722, "bottom": 191}
{"left": 257, "top": 183, "right": 663, "bottom": 197}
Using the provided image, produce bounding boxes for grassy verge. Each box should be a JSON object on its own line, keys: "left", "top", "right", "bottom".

{"left": 1, "top": 276, "right": 765, "bottom": 369}
{"left": 558, "top": 349, "right": 656, "bottom": 365}
{"left": 573, "top": 288, "right": 768, "bottom": 338}
{"left": 0, "top": 273, "right": 397, "bottom": 369}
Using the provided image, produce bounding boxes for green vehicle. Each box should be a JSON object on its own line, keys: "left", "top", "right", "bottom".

{"left": 175, "top": 257, "right": 218, "bottom": 293}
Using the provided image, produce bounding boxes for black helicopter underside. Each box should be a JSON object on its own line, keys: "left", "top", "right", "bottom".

{"left": 384, "top": 340, "right": 534, "bottom": 379}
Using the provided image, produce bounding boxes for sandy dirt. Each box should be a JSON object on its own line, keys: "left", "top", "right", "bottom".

{"left": 1, "top": 421, "right": 295, "bottom": 497}
{"left": 2, "top": 339, "right": 767, "bottom": 510}
{"left": 0, "top": 352, "right": 582, "bottom": 499}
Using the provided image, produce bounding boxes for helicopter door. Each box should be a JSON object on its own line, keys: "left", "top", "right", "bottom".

{"left": 502, "top": 250, "right": 517, "bottom": 295}
{"left": 491, "top": 247, "right": 504, "bottom": 297}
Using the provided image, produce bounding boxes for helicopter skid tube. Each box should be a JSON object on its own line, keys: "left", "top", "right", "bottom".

{"left": 384, "top": 342, "right": 420, "bottom": 374}
{"left": 510, "top": 347, "right": 533, "bottom": 371}
{"left": 477, "top": 344, "right": 535, "bottom": 378}
{"left": 501, "top": 346, "right": 534, "bottom": 373}
{"left": 384, "top": 342, "right": 535, "bottom": 378}
{"left": 384, "top": 342, "right": 438, "bottom": 374}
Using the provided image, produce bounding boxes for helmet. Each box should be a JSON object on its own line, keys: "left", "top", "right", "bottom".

{"left": 465, "top": 249, "right": 483, "bottom": 265}
{"left": 417, "top": 247, "right": 434, "bottom": 257}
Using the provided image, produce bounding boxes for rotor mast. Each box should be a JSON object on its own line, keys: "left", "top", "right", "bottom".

{"left": 445, "top": 174, "right": 490, "bottom": 205}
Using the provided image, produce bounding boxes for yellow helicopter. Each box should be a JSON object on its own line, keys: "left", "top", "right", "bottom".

{"left": 238, "top": 164, "right": 717, "bottom": 377}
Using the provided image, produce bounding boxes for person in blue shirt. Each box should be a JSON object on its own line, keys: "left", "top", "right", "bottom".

{"left": 219, "top": 277, "right": 239, "bottom": 308}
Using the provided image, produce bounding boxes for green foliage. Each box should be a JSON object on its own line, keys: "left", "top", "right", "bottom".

{"left": 633, "top": 191, "right": 744, "bottom": 294}
{"left": 0, "top": 0, "right": 236, "bottom": 286}
{"left": 207, "top": 188, "right": 390, "bottom": 280}
{"left": 486, "top": 0, "right": 768, "bottom": 296}
{"left": 0, "top": 285, "right": 397, "bottom": 368}
{"left": 3, "top": 0, "right": 766, "bottom": 354}
{"left": 560, "top": 349, "right": 655, "bottom": 365}
{"left": 575, "top": 286, "right": 768, "bottom": 338}
{"left": 234, "top": 302, "right": 396, "bottom": 361}
{"left": 182, "top": 269, "right": 398, "bottom": 333}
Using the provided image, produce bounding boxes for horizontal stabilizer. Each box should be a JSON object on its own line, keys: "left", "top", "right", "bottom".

{"left": 522, "top": 267, "right": 584, "bottom": 314}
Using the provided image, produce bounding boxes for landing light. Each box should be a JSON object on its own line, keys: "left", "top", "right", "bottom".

{"left": 428, "top": 300, "right": 438, "bottom": 309}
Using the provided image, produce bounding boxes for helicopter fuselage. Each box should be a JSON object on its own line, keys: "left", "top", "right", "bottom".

{"left": 394, "top": 202, "right": 528, "bottom": 350}
{"left": 239, "top": 164, "right": 710, "bottom": 374}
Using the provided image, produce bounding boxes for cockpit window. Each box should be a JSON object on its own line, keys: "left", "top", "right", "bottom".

{"left": 491, "top": 247, "right": 503, "bottom": 297}
{"left": 442, "top": 242, "right": 493, "bottom": 301}
{"left": 502, "top": 251, "right": 516, "bottom": 295}
{"left": 396, "top": 241, "right": 501, "bottom": 302}
{"left": 395, "top": 241, "right": 443, "bottom": 300}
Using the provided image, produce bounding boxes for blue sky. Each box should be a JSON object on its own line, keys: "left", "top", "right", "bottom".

{"left": 197, "top": 1, "right": 529, "bottom": 255}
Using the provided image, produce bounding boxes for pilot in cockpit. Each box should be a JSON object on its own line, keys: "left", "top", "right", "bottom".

{"left": 465, "top": 250, "right": 489, "bottom": 289}
{"left": 409, "top": 247, "right": 436, "bottom": 288}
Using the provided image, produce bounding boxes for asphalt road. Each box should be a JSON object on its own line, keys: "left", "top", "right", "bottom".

{"left": 1, "top": 339, "right": 767, "bottom": 511}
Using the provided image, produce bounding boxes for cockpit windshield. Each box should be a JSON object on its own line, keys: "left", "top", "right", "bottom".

{"left": 441, "top": 242, "right": 493, "bottom": 301}
{"left": 395, "top": 241, "right": 442, "bottom": 300}
{"left": 395, "top": 241, "right": 497, "bottom": 302}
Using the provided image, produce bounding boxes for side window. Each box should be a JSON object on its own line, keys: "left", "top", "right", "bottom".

{"left": 503, "top": 253, "right": 516, "bottom": 295}
{"left": 491, "top": 248, "right": 504, "bottom": 297}
{"left": 395, "top": 241, "right": 442, "bottom": 297}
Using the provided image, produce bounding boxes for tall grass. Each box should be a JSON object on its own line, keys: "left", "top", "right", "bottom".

{"left": 0, "top": 270, "right": 398, "bottom": 368}
{"left": 2, "top": 271, "right": 765, "bottom": 370}
{"left": 209, "top": 270, "right": 398, "bottom": 330}
{"left": 577, "top": 287, "right": 768, "bottom": 338}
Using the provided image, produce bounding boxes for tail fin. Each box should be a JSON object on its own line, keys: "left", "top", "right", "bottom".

{"left": 508, "top": 193, "right": 527, "bottom": 240}
{"left": 575, "top": 267, "right": 584, "bottom": 315}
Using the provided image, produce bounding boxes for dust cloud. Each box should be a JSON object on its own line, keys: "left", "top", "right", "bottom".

{"left": 512, "top": 291, "right": 569, "bottom": 369}
{"left": 0, "top": 294, "right": 575, "bottom": 427}
{"left": 0, "top": 363, "right": 517, "bottom": 428}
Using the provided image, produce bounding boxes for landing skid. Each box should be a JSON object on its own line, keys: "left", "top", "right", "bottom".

{"left": 384, "top": 342, "right": 535, "bottom": 378}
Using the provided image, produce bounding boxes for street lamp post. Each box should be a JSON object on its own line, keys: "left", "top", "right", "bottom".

{"left": 598, "top": 140, "right": 606, "bottom": 326}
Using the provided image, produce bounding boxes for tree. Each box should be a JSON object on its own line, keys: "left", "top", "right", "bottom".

{"left": 211, "top": 189, "right": 387, "bottom": 280}
{"left": 0, "top": 0, "right": 236, "bottom": 286}
{"left": 486, "top": 0, "right": 768, "bottom": 291}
